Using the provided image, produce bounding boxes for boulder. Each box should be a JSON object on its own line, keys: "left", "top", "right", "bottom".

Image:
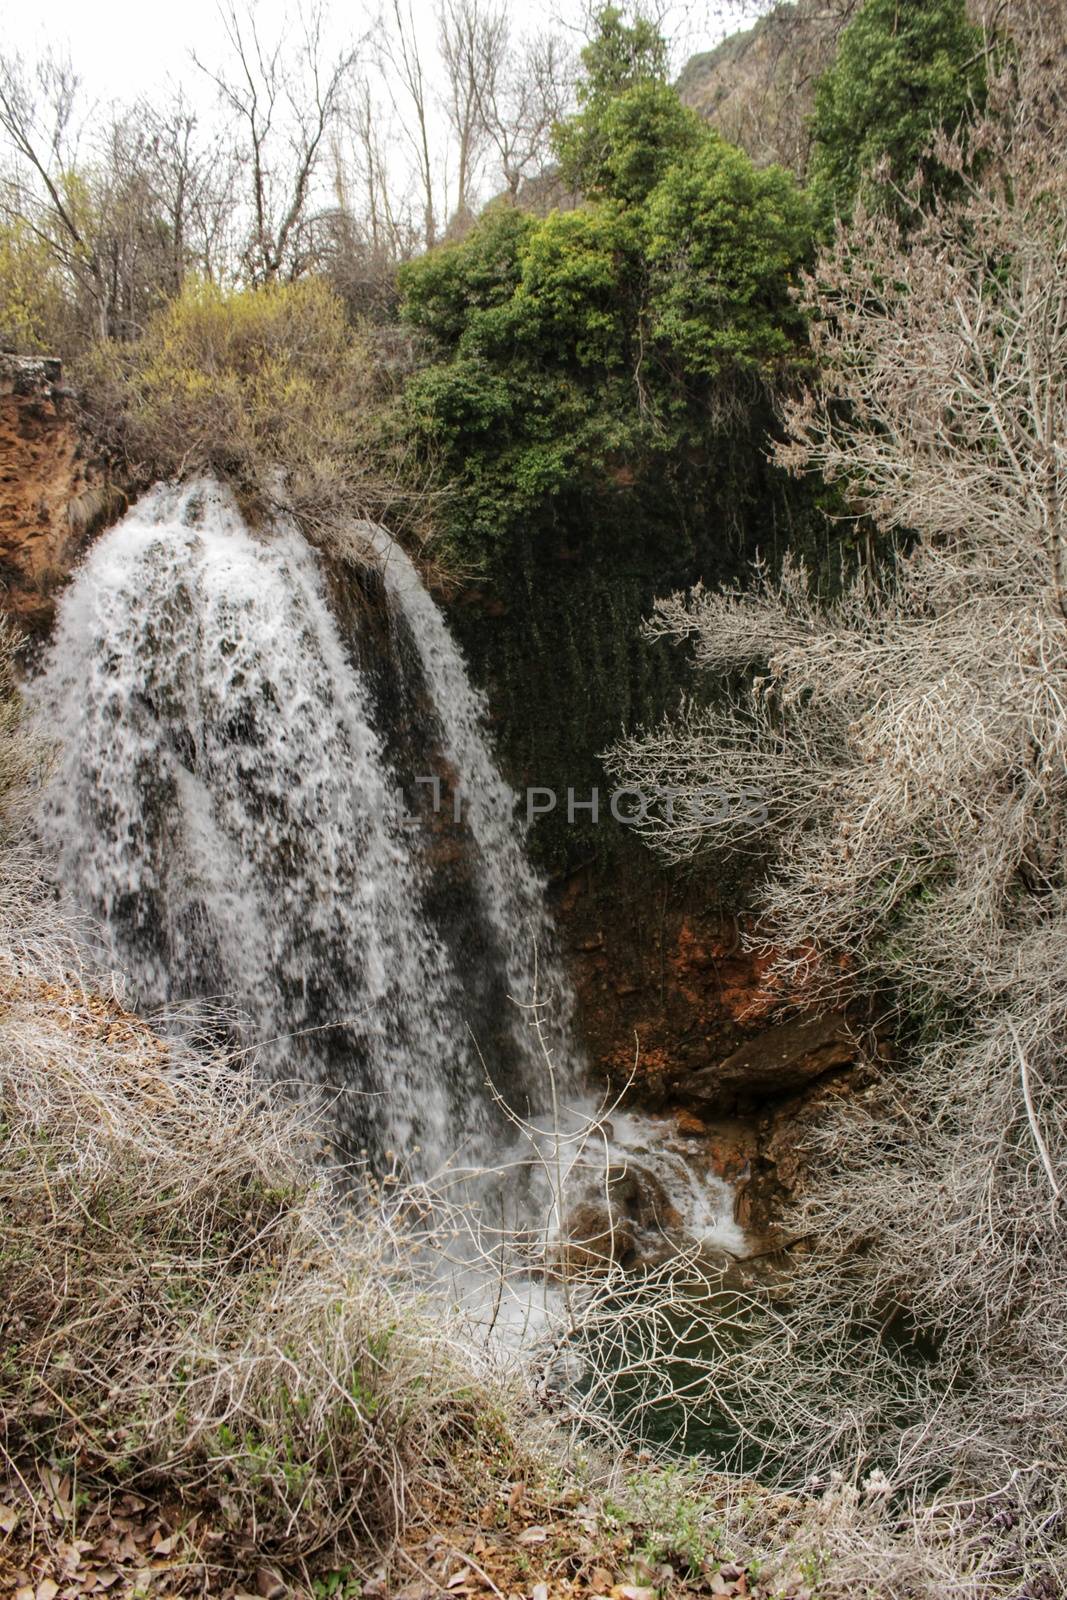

{"left": 682, "top": 1011, "right": 857, "bottom": 1113}
{"left": 557, "top": 1162, "right": 683, "bottom": 1275}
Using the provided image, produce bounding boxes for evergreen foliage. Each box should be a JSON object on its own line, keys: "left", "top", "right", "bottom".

{"left": 397, "top": 8, "right": 821, "bottom": 868}
{"left": 809, "top": 0, "right": 987, "bottom": 222}
{"left": 399, "top": 18, "right": 813, "bottom": 573}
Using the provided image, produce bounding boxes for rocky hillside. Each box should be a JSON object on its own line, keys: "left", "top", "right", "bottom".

{"left": 0, "top": 353, "right": 117, "bottom": 639}
{"left": 677, "top": 0, "right": 849, "bottom": 173}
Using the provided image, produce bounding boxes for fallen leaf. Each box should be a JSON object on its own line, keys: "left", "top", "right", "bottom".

{"left": 40, "top": 1469, "right": 73, "bottom": 1522}
{"left": 531, "top": 1585, "right": 548, "bottom": 1600}
{"left": 0, "top": 1502, "right": 18, "bottom": 1534}
{"left": 448, "top": 1569, "right": 473, "bottom": 1590}
{"left": 517, "top": 1527, "right": 548, "bottom": 1546}
{"left": 36, "top": 1581, "right": 60, "bottom": 1600}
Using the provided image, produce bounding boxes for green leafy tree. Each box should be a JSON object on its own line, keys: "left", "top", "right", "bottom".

{"left": 809, "top": 0, "right": 986, "bottom": 222}
{"left": 553, "top": 7, "right": 701, "bottom": 204}
{"left": 401, "top": 139, "right": 811, "bottom": 565}
{"left": 398, "top": 38, "right": 821, "bottom": 868}
{"left": 646, "top": 139, "right": 810, "bottom": 380}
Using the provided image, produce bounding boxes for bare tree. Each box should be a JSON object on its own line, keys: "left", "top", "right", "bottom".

{"left": 436, "top": 0, "right": 501, "bottom": 221}
{"left": 334, "top": 76, "right": 422, "bottom": 263}
{"left": 0, "top": 51, "right": 111, "bottom": 341}
{"left": 0, "top": 54, "right": 232, "bottom": 346}
{"left": 473, "top": 24, "right": 576, "bottom": 200}
{"left": 379, "top": 0, "right": 439, "bottom": 250}
{"left": 195, "top": 0, "right": 358, "bottom": 283}
{"left": 610, "top": 0, "right": 1067, "bottom": 1567}
{"left": 141, "top": 92, "right": 238, "bottom": 291}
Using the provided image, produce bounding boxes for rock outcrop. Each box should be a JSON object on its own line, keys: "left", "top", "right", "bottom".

{"left": 0, "top": 353, "right": 118, "bottom": 638}
{"left": 554, "top": 867, "right": 877, "bottom": 1248}
{"left": 559, "top": 1163, "right": 682, "bottom": 1274}
{"left": 677, "top": 0, "right": 848, "bottom": 175}
{"left": 557, "top": 870, "right": 826, "bottom": 1106}
{"left": 680, "top": 1011, "right": 858, "bottom": 1114}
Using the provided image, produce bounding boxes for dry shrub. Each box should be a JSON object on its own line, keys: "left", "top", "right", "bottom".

{"left": 75, "top": 275, "right": 432, "bottom": 547}
{"left": 0, "top": 964, "right": 540, "bottom": 1561}
{"left": 609, "top": 5, "right": 1067, "bottom": 1593}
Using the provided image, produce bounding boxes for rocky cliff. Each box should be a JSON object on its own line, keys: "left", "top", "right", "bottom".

{"left": 677, "top": 0, "right": 847, "bottom": 174}
{"left": 0, "top": 353, "right": 118, "bottom": 639}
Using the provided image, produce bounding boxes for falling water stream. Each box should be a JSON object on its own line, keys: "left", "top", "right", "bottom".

{"left": 33, "top": 477, "right": 743, "bottom": 1277}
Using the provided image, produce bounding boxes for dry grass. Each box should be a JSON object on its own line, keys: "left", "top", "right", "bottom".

{"left": 0, "top": 960, "right": 548, "bottom": 1566}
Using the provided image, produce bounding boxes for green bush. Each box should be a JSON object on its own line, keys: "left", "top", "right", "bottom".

{"left": 399, "top": 137, "right": 813, "bottom": 569}
{"left": 809, "top": 0, "right": 987, "bottom": 223}
{"left": 396, "top": 17, "right": 824, "bottom": 870}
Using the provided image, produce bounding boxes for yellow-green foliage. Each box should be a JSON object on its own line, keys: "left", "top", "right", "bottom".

{"left": 81, "top": 277, "right": 394, "bottom": 529}
{"left": 0, "top": 219, "right": 70, "bottom": 354}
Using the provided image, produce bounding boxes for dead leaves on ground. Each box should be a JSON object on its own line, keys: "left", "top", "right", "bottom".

{"left": 385, "top": 1480, "right": 757, "bottom": 1600}
{"left": 1, "top": 1469, "right": 770, "bottom": 1600}
{"left": 0, "top": 1473, "right": 220, "bottom": 1599}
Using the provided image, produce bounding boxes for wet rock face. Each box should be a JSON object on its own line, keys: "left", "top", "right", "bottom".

{"left": 552, "top": 869, "right": 876, "bottom": 1243}
{"left": 680, "top": 1012, "right": 858, "bottom": 1115}
{"left": 554, "top": 1110, "right": 757, "bottom": 1276}
{"left": 0, "top": 353, "right": 117, "bottom": 638}
{"left": 559, "top": 1163, "right": 683, "bottom": 1274}
{"left": 556, "top": 872, "right": 807, "bottom": 1108}
{"left": 737, "top": 1068, "right": 881, "bottom": 1242}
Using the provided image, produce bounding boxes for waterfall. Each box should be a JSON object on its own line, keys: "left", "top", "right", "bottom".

{"left": 33, "top": 475, "right": 745, "bottom": 1273}
{"left": 33, "top": 479, "right": 579, "bottom": 1169}
{"left": 355, "top": 523, "right": 577, "bottom": 1085}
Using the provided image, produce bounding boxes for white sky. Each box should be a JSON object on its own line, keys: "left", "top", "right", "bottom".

{"left": 4, "top": 0, "right": 765, "bottom": 112}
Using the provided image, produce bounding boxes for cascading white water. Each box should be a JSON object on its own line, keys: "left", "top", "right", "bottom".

{"left": 355, "top": 523, "right": 577, "bottom": 1085}
{"left": 33, "top": 477, "right": 573, "bottom": 1167}
{"left": 32, "top": 475, "right": 743, "bottom": 1265}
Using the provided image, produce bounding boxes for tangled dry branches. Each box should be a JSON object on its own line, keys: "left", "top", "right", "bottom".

{"left": 608, "top": 6, "right": 1067, "bottom": 1592}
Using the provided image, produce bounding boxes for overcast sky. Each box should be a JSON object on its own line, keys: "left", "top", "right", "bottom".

{"left": 2, "top": 0, "right": 765, "bottom": 235}
{"left": 5, "top": 0, "right": 765, "bottom": 111}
